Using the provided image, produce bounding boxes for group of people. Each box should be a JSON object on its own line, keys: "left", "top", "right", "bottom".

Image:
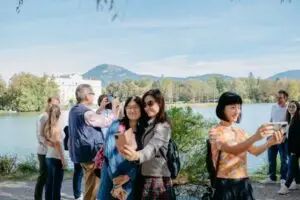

{"left": 259, "top": 90, "right": 300, "bottom": 195}
{"left": 33, "top": 84, "right": 300, "bottom": 200}
{"left": 34, "top": 85, "right": 174, "bottom": 200}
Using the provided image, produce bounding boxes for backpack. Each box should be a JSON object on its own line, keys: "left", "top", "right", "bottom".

{"left": 206, "top": 139, "right": 221, "bottom": 188}
{"left": 160, "top": 139, "right": 181, "bottom": 179}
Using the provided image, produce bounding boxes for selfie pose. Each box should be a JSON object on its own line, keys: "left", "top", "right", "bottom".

{"left": 98, "top": 96, "right": 147, "bottom": 200}
{"left": 209, "top": 92, "right": 284, "bottom": 200}
{"left": 277, "top": 100, "right": 300, "bottom": 194}
{"left": 122, "top": 89, "right": 174, "bottom": 200}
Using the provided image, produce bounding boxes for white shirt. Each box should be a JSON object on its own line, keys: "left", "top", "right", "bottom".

{"left": 271, "top": 103, "right": 288, "bottom": 132}
{"left": 271, "top": 104, "right": 287, "bottom": 122}
{"left": 36, "top": 113, "right": 48, "bottom": 155}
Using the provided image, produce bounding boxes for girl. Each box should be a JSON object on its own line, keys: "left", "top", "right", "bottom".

{"left": 44, "top": 104, "right": 67, "bottom": 200}
{"left": 122, "top": 89, "right": 174, "bottom": 200}
{"left": 209, "top": 92, "right": 283, "bottom": 200}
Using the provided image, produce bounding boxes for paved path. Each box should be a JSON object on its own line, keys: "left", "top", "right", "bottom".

{"left": 1, "top": 180, "right": 299, "bottom": 200}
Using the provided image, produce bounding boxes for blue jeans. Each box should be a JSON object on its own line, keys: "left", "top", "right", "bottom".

{"left": 267, "top": 141, "right": 288, "bottom": 181}
{"left": 45, "top": 158, "right": 64, "bottom": 200}
{"left": 73, "top": 163, "right": 83, "bottom": 199}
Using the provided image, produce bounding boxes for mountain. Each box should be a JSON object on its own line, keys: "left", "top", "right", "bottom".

{"left": 82, "top": 64, "right": 234, "bottom": 86}
{"left": 83, "top": 64, "right": 141, "bottom": 86}
{"left": 268, "top": 70, "right": 300, "bottom": 80}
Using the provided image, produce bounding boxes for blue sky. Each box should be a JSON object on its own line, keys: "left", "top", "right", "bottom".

{"left": 0, "top": 0, "right": 300, "bottom": 82}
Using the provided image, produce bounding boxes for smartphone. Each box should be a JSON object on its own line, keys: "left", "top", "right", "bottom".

{"left": 107, "top": 95, "right": 113, "bottom": 103}
{"left": 270, "top": 122, "right": 288, "bottom": 131}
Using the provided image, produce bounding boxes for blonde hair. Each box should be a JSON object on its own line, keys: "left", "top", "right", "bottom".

{"left": 44, "top": 104, "right": 61, "bottom": 143}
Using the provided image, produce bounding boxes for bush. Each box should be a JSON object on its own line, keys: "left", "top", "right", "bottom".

{"left": 167, "top": 106, "right": 217, "bottom": 183}
{"left": 0, "top": 154, "right": 18, "bottom": 176}
{"left": 17, "top": 154, "right": 38, "bottom": 173}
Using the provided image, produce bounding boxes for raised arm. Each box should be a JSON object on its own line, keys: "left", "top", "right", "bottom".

{"left": 138, "top": 123, "right": 171, "bottom": 164}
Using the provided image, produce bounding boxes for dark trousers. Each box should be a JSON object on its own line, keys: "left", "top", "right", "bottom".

{"left": 45, "top": 158, "right": 64, "bottom": 200}
{"left": 34, "top": 154, "right": 47, "bottom": 200}
{"left": 73, "top": 163, "right": 84, "bottom": 199}
{"left": 268, "top": 141, "right": 288, "bottom": 181}
{"left": 285, "top": 154, "right": 300, "bottom": 187}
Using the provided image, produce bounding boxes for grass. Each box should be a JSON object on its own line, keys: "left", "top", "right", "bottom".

{"left": 0, "top": 154, "right": 74, "bottom": 181}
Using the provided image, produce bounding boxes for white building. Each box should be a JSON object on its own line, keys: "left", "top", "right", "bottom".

{"left": 54, "top": 74, "right": 102, "bottom": 105}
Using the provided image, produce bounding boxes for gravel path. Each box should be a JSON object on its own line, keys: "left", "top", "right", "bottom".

{"left": 0, "top": 180, "right": 299, "bottom": 200}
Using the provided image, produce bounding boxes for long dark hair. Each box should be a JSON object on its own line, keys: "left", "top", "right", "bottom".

{"left": 286, "top": 100, "right": 300, "bottom": 125}
{"left": 142, "top": 89, "right": 170, "bottom": 124}
{"left": 121, "top": 96, "right": 148, "bottom": 150}
{"left": 121, "top": 96, "right": 148, "bottom": 130}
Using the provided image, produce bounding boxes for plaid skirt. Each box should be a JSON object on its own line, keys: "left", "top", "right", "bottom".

{"left": 142, "top": 176, "right": 175, "bottom": 200}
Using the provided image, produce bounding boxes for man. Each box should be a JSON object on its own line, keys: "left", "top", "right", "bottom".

{"left": 34, "top": 96, "right": 60, "bottom": 200}
{"left": 260, "top": 90, "right": 289, "bottom": 185}
{"left": 68, "top": 84, "right": 119, "bottom": 200}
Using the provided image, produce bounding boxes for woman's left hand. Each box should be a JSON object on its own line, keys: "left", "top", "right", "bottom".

{"left": 121, "top": 145, "right": 140, "bottom": 161}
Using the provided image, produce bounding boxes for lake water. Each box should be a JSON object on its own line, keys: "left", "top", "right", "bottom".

{"left": 0, "top": 103, "right": 273, "bottom": 172}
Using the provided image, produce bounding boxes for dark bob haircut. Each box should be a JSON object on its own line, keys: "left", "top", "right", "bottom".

{"left": 216, "top": 91, "right": 243, "bottom": 123}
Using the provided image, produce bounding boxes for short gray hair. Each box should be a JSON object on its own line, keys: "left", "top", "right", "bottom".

{"left": 75, "top": 84, "right": 94, "bottom": 103}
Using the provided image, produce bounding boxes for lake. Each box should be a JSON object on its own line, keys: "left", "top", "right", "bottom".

{"left": 0, "top": 103, "right": 274, "bottom": 172}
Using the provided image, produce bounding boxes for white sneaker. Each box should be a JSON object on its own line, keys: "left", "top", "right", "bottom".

{"left": 280, "top": 179, "right": 286, "bottom": 186}
{"left": 289, "top": 181, "right": 299, "bottom": 190}
{"left": 75, "top": 194, "right": 83, "bottom": 200}
{"left": 278, "top": 185, "right": 289, "bottom": 195}
{"left": 259, "top": 177, "right": 277, "bottom": 184}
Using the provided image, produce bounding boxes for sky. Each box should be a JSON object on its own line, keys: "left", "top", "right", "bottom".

{"left": 0, "top": 0, "right": 300, "bottom": 82}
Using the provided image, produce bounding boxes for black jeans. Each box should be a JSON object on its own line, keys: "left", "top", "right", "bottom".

{"left": 73, "top": 163, "right": 83, "bottom": 199}
{"left": 285, "top": 154, "right": 300, "bottom": 188}
{"left": 34, "top": 154, "right": 47, "bottom": 200}
{"left": 45, "top": 158, "right": 64, "bottom": 200}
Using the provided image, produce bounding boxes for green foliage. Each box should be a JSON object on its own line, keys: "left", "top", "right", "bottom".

{"left": 105, "top": 74, "right": 299, "bottom": 104}
{"left": 17, "top": 154, "right": 38, "bottom": 173}
{"left": 0, "top": 77, "right": 7, "bottom": 110}
{"left": 2, "top": 73, "right": 59, "bottom": 112}
{"left": 0, "top": 154, "right": 18, "bottom": 176}
{"left": 167, "top": 107, "right": 217, "bottom": 182}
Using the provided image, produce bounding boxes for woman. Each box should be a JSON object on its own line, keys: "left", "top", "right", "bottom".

{"left": 98, "top": 96, "right": 147, "bottom": 200}
{"left": 122, "top": 89, "right": 174, "bottom": 200}
{"left": 44, "top": 104, "right": 67, "bottom": 200}
{"left": 34, "top": 96, "right": 59, "bottom": 200}
{"left": 209, "top": 92, "right": 283, "bottom": 200}
{"left": 97, "top": 94, "right": 113, "bottom": 139}
{"left": 278, "top": 100, "right": 300, "bottom": 194}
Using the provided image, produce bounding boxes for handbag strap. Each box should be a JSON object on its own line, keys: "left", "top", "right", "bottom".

{"left": 213, "top": 150, "right": 222, "bottom": 188}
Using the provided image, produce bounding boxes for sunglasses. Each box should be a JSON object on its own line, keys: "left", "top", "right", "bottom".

{"left": 144, "top": 100, "right": 155, "bottom": 108}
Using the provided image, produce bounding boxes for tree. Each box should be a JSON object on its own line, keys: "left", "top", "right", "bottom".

{"left": 214, "top": 76, "right": 228, "bottom": 96}
{"left": 6, "top": 73, "right": 59, "bottom": 112}
{"left": 287, "top": 80, "right": 300, "bottom": 100}
{"left": 0, "top": 77, "right": 7, "bottom": 109}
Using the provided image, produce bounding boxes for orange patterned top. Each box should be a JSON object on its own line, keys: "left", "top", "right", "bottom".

{"left": 209, "top": 124, "right": 249, "bottom": 179}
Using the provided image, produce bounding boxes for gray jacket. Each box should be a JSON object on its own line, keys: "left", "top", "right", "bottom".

{"left": 138, "top": 120, "right": 171, "bottom": 177}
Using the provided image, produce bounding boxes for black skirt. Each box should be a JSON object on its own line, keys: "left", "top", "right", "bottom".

{"left": 213, "top": 178, "right": 255, "bottom": 200}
